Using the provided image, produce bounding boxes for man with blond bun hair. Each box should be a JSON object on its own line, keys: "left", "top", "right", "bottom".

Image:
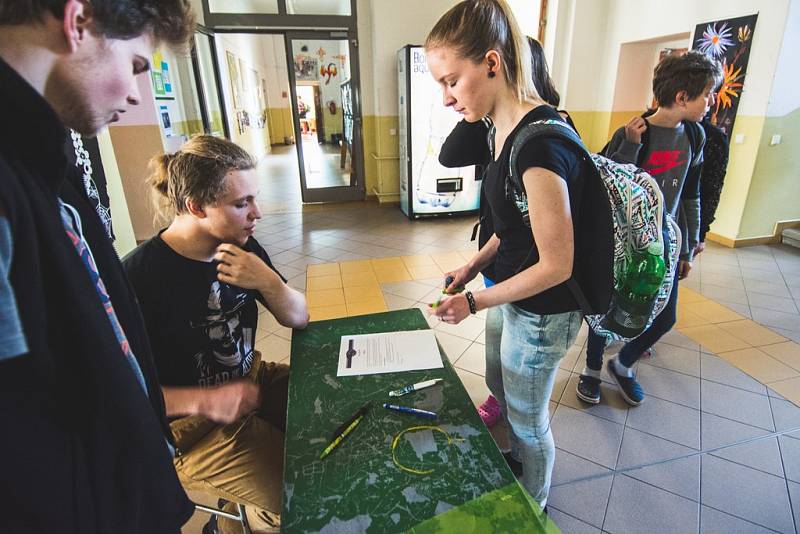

{"left": 0, "top": 1, "right": 197, "bottom": 532}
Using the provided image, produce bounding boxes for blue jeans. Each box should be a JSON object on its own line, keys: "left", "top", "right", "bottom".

{"left": 586, "top": 271, "right": 680, "bottom": 369}
{"left": 484, "top": 276, "right": 502, "bottom": 399}
{"left": 485, "top": 303, "right": 582, "bottom": 506}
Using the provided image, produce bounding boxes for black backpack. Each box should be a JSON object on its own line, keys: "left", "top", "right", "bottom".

{"left": 499, "top": 119, "right": 682, "bottom": 340}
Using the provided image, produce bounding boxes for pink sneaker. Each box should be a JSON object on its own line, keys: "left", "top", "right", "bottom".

{"left": 478, "top": 395, "right": 502, "bottom": 427}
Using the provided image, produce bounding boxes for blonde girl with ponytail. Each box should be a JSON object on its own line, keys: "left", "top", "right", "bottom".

{"left": 427, "top": 0, "right": 585, "bottom": 507}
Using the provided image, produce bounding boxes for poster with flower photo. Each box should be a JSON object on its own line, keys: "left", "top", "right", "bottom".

{"left": 692, "top": 14, "right": 758, "bottom": 136}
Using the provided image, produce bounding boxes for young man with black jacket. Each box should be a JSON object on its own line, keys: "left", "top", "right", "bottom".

{"left": 0, "top": 1, "right": 196, "bottom": 532}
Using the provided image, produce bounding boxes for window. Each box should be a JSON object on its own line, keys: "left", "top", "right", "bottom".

{"left": 208, "top": 0, "right": 279, "bottom": 14}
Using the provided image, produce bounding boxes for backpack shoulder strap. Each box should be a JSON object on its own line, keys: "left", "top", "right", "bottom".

{"left": 487, "top": 122, "right": 496, "bottom": 162}
{"left": 683, "top": 120, "right": 705, "bottom": 166}
{"left": 636, "top": 117, "right": 651, "bottom": 168}
{"left": 507, "top": 119, "right": 590, "bottom": 191}
{"left": 506, "top": 120, "right": 597, "bottom": 317}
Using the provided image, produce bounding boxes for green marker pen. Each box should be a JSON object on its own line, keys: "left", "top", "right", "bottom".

{"left": 431, "top": 275, "right": 465, "bottom": 308}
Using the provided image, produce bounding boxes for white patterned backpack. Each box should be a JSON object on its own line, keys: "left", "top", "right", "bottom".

{"left": 500, "top": 119, "right": 681, "bottom": 341}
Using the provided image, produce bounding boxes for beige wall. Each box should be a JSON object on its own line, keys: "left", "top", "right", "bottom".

{"left": 358, "top": 0, "right": 465, "bottom": 200}
{"left": 96, "top": 129, "right": 137, "bottom": 256}
{"left": 215, "top": 33, "right": 273, "bottom": 160}
{"left": 737, "top": 0, "right": 800, "bottom": 239}
{"left": 97, "top": 0, "right": 796, "bottom": 247}
{"left": 558, "top": 0, "right": 790, "bottom": 115}
{"left": 188, "top": 0, "right": 205, "bottom": 25}
{"left": 108, "top": 125, "right": 165, "bottom": 241}
{"left": 738, "top": 110, "right": 800, "bottom": 238}
{"left": 552, "top": 0, "right": 794, "bottom": 242}
{"left": 106, "top": 75, "right": 165, "bottom": 242}
{"left": 610, "top": 34, "right": 689, "bottom": 113}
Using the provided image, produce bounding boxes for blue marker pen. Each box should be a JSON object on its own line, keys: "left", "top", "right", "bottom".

{"left": 383, "top": 403, "right": 437, "bottom": 420}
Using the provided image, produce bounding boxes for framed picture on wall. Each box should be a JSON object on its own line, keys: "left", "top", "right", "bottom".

{"left": 692, "top": 14, "right": 758, "bottom": 135}
{"left": 226, "top": 51, "right": 242, "bottom": 109}
{"left": 258, "top": 77, "right": 267, "bottom": 110}
{"left": 294, "top": 56, "right": 318, "bottom": 81}
{"left": 249, "top": 68, "right": 259, "bottom": 107}
{"left": 239, "top": 58, "right": 249, "bottom": 106}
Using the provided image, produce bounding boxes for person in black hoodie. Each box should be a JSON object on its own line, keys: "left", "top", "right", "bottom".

{"left": 0, "top": 1, "right": 197, "bottom": 532}
{"left": 696, "top": 115, "right": 730, "bottom": 254}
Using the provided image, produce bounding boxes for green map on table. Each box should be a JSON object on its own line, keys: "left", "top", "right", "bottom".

{"left": 283, "top": 309, "right": 553, "bottom": 533}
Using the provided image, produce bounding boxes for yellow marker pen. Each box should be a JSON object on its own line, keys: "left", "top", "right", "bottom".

{"left": 319, "top": 402, "right": 371, "bottom": 459}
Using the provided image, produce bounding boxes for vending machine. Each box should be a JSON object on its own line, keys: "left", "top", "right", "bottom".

{"left": 397, "top": 45, "right": 480, "bottom": 219}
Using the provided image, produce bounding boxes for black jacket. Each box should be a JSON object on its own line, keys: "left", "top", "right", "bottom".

{"left": 439, "top": 119, "right": 495, "bottom": 280}
{"left": 0, "top": 57, "right": 193, "bottom": 533}
{"left": 699, "top": 118, "right": 730, "bottom": 242}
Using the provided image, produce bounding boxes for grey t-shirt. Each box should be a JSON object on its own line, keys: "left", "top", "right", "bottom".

{"left": 606, "top": 122, "right": 704, "bottom": 259}
{"left": 607, "top": 123, "right": 699, "bottom": 216}
{"left": 0, "top": 215, "right": 28, "bottom": 360}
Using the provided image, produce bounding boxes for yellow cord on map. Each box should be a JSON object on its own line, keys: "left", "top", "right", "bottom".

{"left": 391, "top": 425, "right": 464, "bottom": 475}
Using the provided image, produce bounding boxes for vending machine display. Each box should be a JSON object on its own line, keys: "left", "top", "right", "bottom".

{"left": 398, "top": 45, "right": 480, "bottom": 218}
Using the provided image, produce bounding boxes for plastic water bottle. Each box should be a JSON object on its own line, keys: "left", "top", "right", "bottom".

{"left": 602, "top": 242, "right": 666, "bottom": 337}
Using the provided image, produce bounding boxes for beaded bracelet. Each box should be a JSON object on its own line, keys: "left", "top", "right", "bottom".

{"left": 464, "top": 290, "right": 477, "bottom": 314}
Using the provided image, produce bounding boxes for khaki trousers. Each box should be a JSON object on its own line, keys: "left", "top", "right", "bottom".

{"left": 171, "top": 353, "right": 288, "bottom": 532}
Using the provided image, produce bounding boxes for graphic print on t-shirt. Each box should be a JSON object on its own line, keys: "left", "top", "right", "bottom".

{"left": 642, "top": 148, "right": 689, "bottom": 205}
{"left": 644, "top": 150, "right": 687, "bottom": 176}
{"left": 191, "top": 280, "right": 255, "bottom": 387}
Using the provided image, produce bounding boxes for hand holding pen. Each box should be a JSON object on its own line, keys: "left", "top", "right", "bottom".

{"left": 431, "top": 274, "right": 466, "bottom": 309}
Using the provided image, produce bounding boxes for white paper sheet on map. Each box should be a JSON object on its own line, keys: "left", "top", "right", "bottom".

{"left": 336, "top": 330, "right": 443, "bottom": 377}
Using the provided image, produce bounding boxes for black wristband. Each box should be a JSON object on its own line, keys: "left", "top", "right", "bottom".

{"left": 464, "top": 290, "right": 477, "bottom": 314}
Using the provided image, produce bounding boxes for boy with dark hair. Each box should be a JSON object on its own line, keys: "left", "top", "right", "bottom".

{"left": 0, "top": 1, "right": 197, "bottom": 532}
{"left": 576, "top": 51, "right": 722, "bottom": 407}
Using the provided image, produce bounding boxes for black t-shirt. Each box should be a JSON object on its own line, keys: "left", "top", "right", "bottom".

{"left": 483, "top": 105, "right": 583, "bottom": 314}
{"left": 123, "top": 232, "right": 284, "bottom": 388}
{"left": 439, "top": 119, "right": 496, "bottom": 280}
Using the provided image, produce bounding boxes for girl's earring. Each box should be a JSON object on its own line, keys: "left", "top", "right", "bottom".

{"left": 488, "top": 70, "right": 496, "bottom": 78}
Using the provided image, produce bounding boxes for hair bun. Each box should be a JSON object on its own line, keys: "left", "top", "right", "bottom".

{"left": 146, "top": 152, "right": 176, "bottom": 197}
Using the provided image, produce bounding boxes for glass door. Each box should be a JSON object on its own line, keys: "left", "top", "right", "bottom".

{"left": 192, "top": 28, "right": 229, "bottom": 138}
{"left": 285, "top": 31, "right": 365, "bottom": 203}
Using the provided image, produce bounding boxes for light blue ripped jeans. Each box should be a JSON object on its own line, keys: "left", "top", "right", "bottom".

{"left": 485, "top": 303, "right": 582, "bottom": 506}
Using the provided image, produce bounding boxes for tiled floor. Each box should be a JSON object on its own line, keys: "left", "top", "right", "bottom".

{"left": 185, "top": 202, "right": 800, "bottom": 533}
{"left": 258, "top": 140, "right": 351, "bottom": 200}
{"left": 298, "top": 137, "right": 351, "bottom": 188}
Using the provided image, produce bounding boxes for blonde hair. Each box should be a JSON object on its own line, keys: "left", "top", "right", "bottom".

{"left": 425, "top": 0, "right": 538, "bottom": 103}
{"left": 146, "top": 135, "right": 255, "bottom": 220}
